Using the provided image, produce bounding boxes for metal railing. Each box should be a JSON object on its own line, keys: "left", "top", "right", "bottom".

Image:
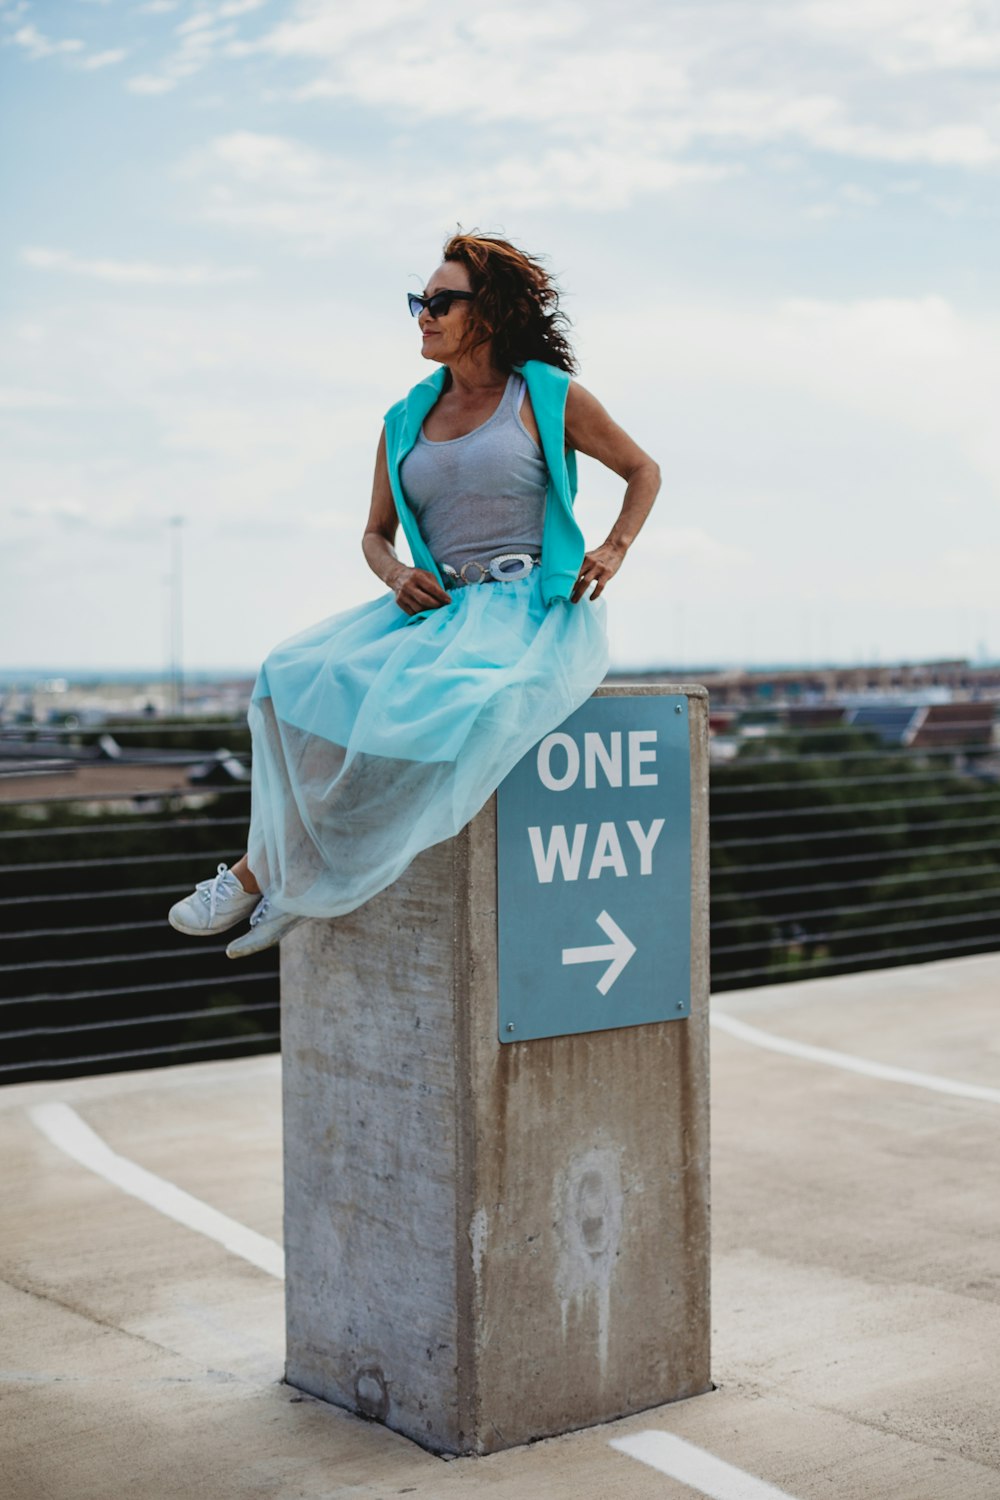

{"left": 2, "top": 710, "right": 998, "bottom": 1081}
{"left": 708, "top": 714, "right": 1000, "bottom": 989}
{"left": 0, "top": 720, "right": 277, "bottom": 1085}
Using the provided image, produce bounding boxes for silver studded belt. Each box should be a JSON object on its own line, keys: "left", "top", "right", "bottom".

{"left": 442, "top": 552, "right": 542, "bottom": 587}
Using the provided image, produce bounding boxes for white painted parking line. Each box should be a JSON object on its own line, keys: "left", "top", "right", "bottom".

{"left": 611, "top": 1431, "right": 799, "bottom": 1499}
{"left": 710, "top": 1011, "right": 1000, "bottom": 1104}
{"left": 28, "top": 1102, "right": 285, "bottom": 1280}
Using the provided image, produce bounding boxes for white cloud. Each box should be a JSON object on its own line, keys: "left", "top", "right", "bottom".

{"left": 179, "top": 131, "right": 454, "bottom": 248}
{"left": 564, "top": 280, "right": 1000, "bottom": 658}
{"left": 0, "top": 287, "right": 411, "bottom": 666}
{"left": 78, "top": 48, "right": 127, "bottom": 70}
{"left": 176, "top": 12, "right": 222, "bottom": 37}
{"left": 127, "top": 72, "right": 178, "bottom": 93}
{"left": 10, "top": 0, "right": 1000, "bottom": 184}
{"left": 467, "top": 4, "right": 583, "bottom": 47}
{"left": 4, "top": 279, "right": 998, "bottom": 671}
{"left": 156, "top": 396, "right": 373, "bottom": 465}
{"left": 217, "top": 0, "right": 269, "bottom": 18}
{"left": 789, "top": 0, "right": 1000, "bottom": 74}
{"left": 180, "top": 128, "right": 729, "bottom": 251}
{"left": 124, "top": 0, "right": 265, "bottom": 92}
{"left": 172, "top": 23, "right": 238, "bottom": 71}
{"left": 310, "top": 41, "right": 689, "bottom": 131}
{"left": 643, "top": 526, "right": 751, "bottom": 572}
{"left": 193, "top": 129, "right": 327, "bottom": 180}
{"left": 630, "top": 85, "right": 1000, "bottom": 168}
{"left": 12, "top": 497, "right": 92, "bottom": 526}
{"left": 21, "top": 246, "right": 257, "bottom": 286}
{"left": 0, "top": 387, "right": 75, "bottom": 411}
{"left": 264, "top": 16, "right": 694, "bottom": 138}
{"left": 480, "top": 146, "right": 731, "bottom": 212}
{"left": 596, "top": 290, "right": 1000, "bottom": 482}
{"left": 800, "top": 112, "right": 999, "bottom": 167}
{"left": 235, "top": 0, "right": 1000, "bottom": 177}
{"left": 10, "top": 23, "right": 84, "bottom": 58}
{"left": 227, "top": 0, "right": 419, "bottom": 59}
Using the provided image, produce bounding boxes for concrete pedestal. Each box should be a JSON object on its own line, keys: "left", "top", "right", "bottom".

{"left": 280, "top": 683, "right": 710, "bottom": 1455}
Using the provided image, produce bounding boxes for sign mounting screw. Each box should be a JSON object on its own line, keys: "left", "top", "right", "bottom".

{"left": 506, "top": 1022, "right": 515, "bottom": 1032}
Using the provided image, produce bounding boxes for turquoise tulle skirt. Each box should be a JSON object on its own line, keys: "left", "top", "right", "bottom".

{"left": 246, "top": 572, "right": 609, "bottom": 918}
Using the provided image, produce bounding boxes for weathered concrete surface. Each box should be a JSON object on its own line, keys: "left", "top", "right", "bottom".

{"left": 2, "top": 954, "right": 1000, "bottom": 1497}
{"left": 280, "top": 683, "right": 712, "bottom": 1454}
{"left": 711, "top": 961, "right": 1000, "bottom": 1480}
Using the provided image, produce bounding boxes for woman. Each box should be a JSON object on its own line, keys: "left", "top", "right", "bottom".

{"left": 168, "top": 232, "right": 660, "bottom": 956}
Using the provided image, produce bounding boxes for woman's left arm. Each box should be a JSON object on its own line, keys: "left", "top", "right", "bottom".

{"left": 563, "top": 381, "right": 661, "bottom": 603}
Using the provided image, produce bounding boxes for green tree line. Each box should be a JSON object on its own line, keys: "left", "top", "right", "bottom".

{"left": 710, "top": 727, "right": 1000, "bottom": 989}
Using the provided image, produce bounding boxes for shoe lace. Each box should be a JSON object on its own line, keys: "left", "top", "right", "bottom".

{"left": 197, "top": 863, "right": 234, "bottom": 925}
{"left": 249, "top": 895, "right": 271, "bottom": 929}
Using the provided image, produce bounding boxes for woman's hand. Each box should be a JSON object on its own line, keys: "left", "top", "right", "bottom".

{"left": 571, "top": 541, "right": 627, "bottom": 603}
{"left": 391, "top": 565, "right": 454, "bottom": 616}
{"left": 364, "top": 433, "right": 453, "bottom": 615}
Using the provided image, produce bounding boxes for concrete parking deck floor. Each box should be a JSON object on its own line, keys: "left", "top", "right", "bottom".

{"left": 2, "top": 953, "right": 999, "bottom": 1499}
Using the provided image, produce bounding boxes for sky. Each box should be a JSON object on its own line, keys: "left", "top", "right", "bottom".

{"left": 2, "top": 0, "right": 999, "bottom": 674}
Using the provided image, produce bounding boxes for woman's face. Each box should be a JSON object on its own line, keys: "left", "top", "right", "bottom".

{"left": 417, "top": 260, "right": 475, "bottom": 364}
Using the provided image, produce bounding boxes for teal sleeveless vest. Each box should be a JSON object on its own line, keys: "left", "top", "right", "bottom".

{"left": 383, "top": 358, "right": 586, "bottom": 609}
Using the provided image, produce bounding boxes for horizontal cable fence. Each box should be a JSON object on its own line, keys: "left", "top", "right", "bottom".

{"left": 1, "top": 707, "right": 998, "bottom": 1080}
{"left": 0, "top": 739, "right": 278, "bottom": 1084}
{"left": 710, "top": 712, "right": 1000, "bottom": 991}
{"left": 0, "top": 720, "right": 250, "bottom": 737}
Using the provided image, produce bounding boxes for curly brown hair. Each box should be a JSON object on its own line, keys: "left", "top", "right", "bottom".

{"left": 441, "top": 231, "right": 577, "bottom": 374}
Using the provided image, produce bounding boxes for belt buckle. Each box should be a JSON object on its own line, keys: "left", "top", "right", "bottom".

{"left": 488, "top": 553, "right": 535, "bottom": 582}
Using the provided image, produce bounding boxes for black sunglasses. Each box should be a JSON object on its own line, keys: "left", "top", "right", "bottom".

{"left": 407, "top": 289, "right": 475, "bottom": 319}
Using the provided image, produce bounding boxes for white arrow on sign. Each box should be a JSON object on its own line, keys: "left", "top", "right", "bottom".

{"left": 562, "top": 910, "right": 637, "bottom": 995}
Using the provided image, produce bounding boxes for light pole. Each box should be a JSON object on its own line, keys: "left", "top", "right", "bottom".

{"left": 169, "top": 516, "right": 184, "bottom": 715}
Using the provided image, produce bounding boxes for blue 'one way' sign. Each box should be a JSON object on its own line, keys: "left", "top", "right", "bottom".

{"left": 496, "top": 694, "right": 691, "bottom": 1042}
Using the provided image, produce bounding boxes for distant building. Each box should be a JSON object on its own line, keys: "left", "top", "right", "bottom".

{"left": 612, "top": 658, "right": 1000, "bottom": 709}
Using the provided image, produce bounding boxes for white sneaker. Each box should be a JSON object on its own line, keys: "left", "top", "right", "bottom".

{"left": 168, "top": 863, "right": 259, "bottom": 936}
{"left": 226, "top": 894, "right": 306, "bottom": 959}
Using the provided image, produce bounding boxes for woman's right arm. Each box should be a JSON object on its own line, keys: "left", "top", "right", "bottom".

{"left": 362, "top": 428, "right": 453, "bottom": 615}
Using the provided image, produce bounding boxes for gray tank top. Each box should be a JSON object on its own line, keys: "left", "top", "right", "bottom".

{"left": 399, "top": 373, "right": 548, "bottom": 575}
